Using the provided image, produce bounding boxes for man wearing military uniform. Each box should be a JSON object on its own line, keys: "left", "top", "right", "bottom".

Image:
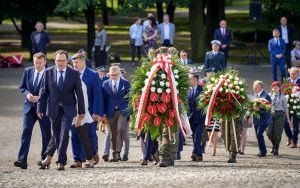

{"left": 221, "top": 117, "right": 243, "bottom": 163}
{"left": 204, "top": 40, "right": 226, "bottom": 73}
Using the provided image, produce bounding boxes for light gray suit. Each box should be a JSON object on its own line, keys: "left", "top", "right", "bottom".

{"left": 158, "top": 22, "right": 175, "bottom": 45}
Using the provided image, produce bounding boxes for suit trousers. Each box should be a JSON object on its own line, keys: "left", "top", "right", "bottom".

{"left": 271, "top": 58, "right": 286, "bottom": 81}
{"left": 177, "top": 130, "right": 184, "bottom": 155}
{"left": 162, "top": 39, "right": 173, "bottom": 47}
{"left": 143, "top": 132, "right": 158, "bottom": 160}
{"left": 190, "top": 120, "right": 205, "bottom": 157}
{"left": 87, "top": 122, "right": 98, "bottom": 156}
{"left": 130, "top": 44, "right": 142, "bottom": 62}
{"left": 50, "top": 107, "right": 73, "bottom": 165}
{"left": 108, "top": 110, "right": 129, "bottom": 155}
{"left": 254, "top": 120, "right": 270, "bottom": 155}
{"left": 18, "top": 107, "right": 51, "bottom": 162}
{"left": 284, "top": 115, "right": 299, "bottom": 144}
{"left": 94, "top": 46, "right": 106, "bottom": 67}
{"left": 267, "top": 111, "right": 284, "bottom": 150}
{"left": 71, "top": 124, "right": 94, "bottom": 162}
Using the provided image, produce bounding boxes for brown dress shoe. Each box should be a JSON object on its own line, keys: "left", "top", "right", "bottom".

{"left": 286, "top": 139, "right": 291, "bottom": 146}
{"left": 195, "top": 156, "right": 203, "bottom": 162}
{"left": 93, "top": 154, "right": 100, "bottom": 165}
{"left": 140, "top": 159, "right": 148, "bottom": 165}
{"left": 288, "top": 144, "right": 297, "bottom": 148}
{"left": 70, "top": 161, "right": 82, "bottom": 168}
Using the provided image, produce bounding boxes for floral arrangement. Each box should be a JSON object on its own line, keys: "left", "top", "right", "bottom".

{"left": 198, "top": 70, "right": 248, "bottom": 125}
{"left": 248, "top": 98, "right": 272, "bottom": 118}
{"left": 129, "top": 47, "right": 189, "bottom": 140}
{"left": 282, "top": 83, "right": 300, "bottom": 117}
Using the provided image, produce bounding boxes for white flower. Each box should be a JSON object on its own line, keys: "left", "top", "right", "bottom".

{"left": 175, "top": 75, "right": 179, "bottom": 79}
{"left": 290, "top": 99, "right": 294, "bottom": 103}
{"left": 241, "top": 96, "right": 245, "bottom": 99}
{"left": 159, "top": 81, "right": 165, "bottom": 87}
{"left": 157, "top": 88, "right": 163, "bottom": 93}
{"left": 240, "top": 88, "right": 244, "bottom": 92}
{"left": 224, "top": 82, "right": 228, "bottom": 86}
{"left": 225, "top": 89, "right": 229, "bottom": 93}
{"left": 291, "top": 94, "right": 295, "bottom": 97}
{"left": 166, "top": 88, "right": 171, "bottom": 93}
{"left": 229, "top": 84, "right": 233, "bottom": 88}
{"left": 174, "top": 69, "right": 179, "bottom": 74}
{"left": 234, "top": 81, "right": 238, "bottom": 85}
{"left": 226, "top": 79, "right": 231, "bottom": 83}
{"left": 161, "top": 74, "right": 166, "bottom": 79}
{"left": 285, "top": 95, "right": 289, "bottom": 99}
{"left": 239, "top": 81, "right": 243, "bottom": 85}
{"left": 294, "top": 100, "right": 297, "bottom": 104}
{"left": 290, "top": 111, "right": 294, "bottom": 114}
{"left": 151, "top": 87, "right": 156, "bottom": 92}
{"left": 144, "top": 79, "right": 149, "bottom": 85}
{"left": 175, "top": 81, "right": 178, "bottom": 86}
{"left": 176, "top": 90, "right": 179, "bottom": 94}
{"left": 235, "top": 86, "right": 240, "bottom": 90}
{"left": 151, "top": 81, "right": 156, "bottom": 85}
{"left": 236, "top": 91, "right": 240, "bottom": 94}
{"left": 229, "top": 75, "right": 233, "bottom": 80}
{"left": 166, "top": 82, "right": 170, "bottom": 87}
{"left": 293, "top": 106, "right": 296, "bottom": 109}
{"left": 211, "top": 77, "right": 215, "bottom": 82}
{"left": 142, "top": 87, "right": 146, "bottom": 92}
{"left": 219, "top": 87, "right": 223, "bottom": 92}
{"left": 235, "top": 77, "right": 240, "bottom": 81}
{"left": 231, "top": 90, "right": 236, "bottom": 94}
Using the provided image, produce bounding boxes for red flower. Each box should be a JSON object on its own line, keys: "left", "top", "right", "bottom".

{"left": 165, "top": 118, "right": 174, "bottom": 127}
{"left": 221, "top": 92, "right": 226, "bottom": 97}
{"left": 154, "top": 117, "right": 161, "bottom": 127}
{"left": 147, "top": 104, "right": 157, "bottom": 115}
{"left": 161, "top": 92, "right": 171, "bottom": 103}
{"left": 142, "top": 113, "right": 151, "bottom": 122}
{"left": 169, "top": 109, "right": 176, "bottom": 118}
{"left": 149, "top": 93, "right": 159, "bottom": 102}
{"left": 156, "top": 103, "right": 167, "bottom": 113}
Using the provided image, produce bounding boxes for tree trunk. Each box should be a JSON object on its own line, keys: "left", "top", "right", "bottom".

{"left": 156, "top": 1, "right": 164, "bottom": 23}
{"left": 21, "top": 18, "right": 35, "bottom": 59}
{"left": 189, "top": 0, "right": 206, "bottom": 63}
{"left": 102, "top": 0, "right": 109, "bottom": 25}
{"left": 166, "top": 2, "right": 176, "bottom": 23}
{"left": 84, "top": 5, "right": 95, "bottom": 59}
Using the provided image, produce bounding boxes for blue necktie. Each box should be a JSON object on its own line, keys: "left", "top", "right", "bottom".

{"left": 58, "top": 71, "right": 64, "bottom": 91}
{"left": 33, "top": 72, "right": 40, "bottom": 92}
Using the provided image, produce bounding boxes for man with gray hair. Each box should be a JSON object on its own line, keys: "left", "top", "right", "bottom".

{"left": 102, "top": 66, "right": 131, "bottom": 162}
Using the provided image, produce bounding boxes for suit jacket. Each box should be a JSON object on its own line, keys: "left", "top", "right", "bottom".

{"left": 19, "top": 66, "right": 44, "bottom": 114}
{"left": 158, "top": 22, "right": 175, "bottom": 45}
{"left": 214, "top": 28, "right": 232, "bottom": 53}
{"left": 81, "top": 67, "right": 104, "bottom": 116}
{"left": 188, "top": 85, "right": 205, "bottom": 123}
{"left": 180, "top": 59, "right": 193, "bottom": 65}
{"left": 204, "top": 51, "right": 226, "bottom": 73}
{"left": 30, "top": 31, "right": 50, "bottom": 54}
{"left": 268, "top": 38, "right": 286, "bottom": 60}
{"left": 99, "top": 76, "right": 109, "bottom": 86}
{"left": 102, "top": 78, "right": 131, "bottom": 118}
{"left": 276, "top": 25, "right": 293, "bottom": 45}
{"left": 288, "top": 78, "right": 300, "bottom": 86}
{"left": 253, "top": 90, "right": 272, "bottom": 126}
{"left": 37, "top": 66, "right": 85, "bottom": 119}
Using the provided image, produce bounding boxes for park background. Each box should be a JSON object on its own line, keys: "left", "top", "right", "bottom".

{"left": 1, "top": 0, "right": 300, "bottom": 65}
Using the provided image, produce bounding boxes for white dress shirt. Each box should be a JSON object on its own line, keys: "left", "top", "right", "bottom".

{"left": 72, "top": 81, "right": 93, "bottom": 126}
{"left": 181, "top": 58, "right": 188, "bottom": 65}
{"left": 79, "top": 67, "right": 86, "bottom": 79}
{"left": 281, "top": 25, "right": 289, "bottom": 44}
{"left": 221, "top": 27, "right": 226, "bottom": 35}
{"left": 256, "top": 89, "right": 264, "bottom": 98}
{"left": 56, "top": 67, "right": 67, "bottom": 84}
{"left": 33, "top": 68, "right": 45, "bottom": 86}
{"left": 163, "top": 23, "right": 170, "bottom": 40}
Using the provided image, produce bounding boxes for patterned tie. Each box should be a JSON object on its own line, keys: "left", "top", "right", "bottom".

{"left": 33, "top": 72, "right": 40, "bottom": 92}
{"left": 58, "top": 71, "right": 64, "bottom": 91}
{"left": 113, "top": 81, "right": 118, "bottom": 94}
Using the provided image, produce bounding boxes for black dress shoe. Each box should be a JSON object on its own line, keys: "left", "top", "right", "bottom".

{"left": 158, "top": 161, "right": 168, "bottom": 167}
{"left": 57, "top": 164, "right": 65, "bottom": 170}
{"left": 227, "top": 158, "right": 236, "bottom": 163}
{"left": 14, "top": 161, "right": 27, "bottom": 169}
{"left": 37, "top": 161, "right": 42, "bottom": 166}
{"left": 191, "top": 154, "right": 196, "bottom": 161}
{"left": 273, "top": 150, "right": 279, "bottom": 156}
{"left": 102, "top": 154, "right": 109, "bottom": 162}
{"left": 257, "top": 153, "right": 266, "bottom": 157}
{"left": 39, "top": 162, "right": 51, "bottom": 170}
{"left": 120, "top": 155, "right": 128, "bottom": 161}
{"left": 176, "top": 153, "right": 181, "bottom": 160}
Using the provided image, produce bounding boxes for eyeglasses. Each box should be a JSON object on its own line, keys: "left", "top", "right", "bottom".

{"left": 56, "top": 59, "right": 67, "bottom": 62}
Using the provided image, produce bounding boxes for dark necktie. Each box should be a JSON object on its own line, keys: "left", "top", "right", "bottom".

{"left": 58, "top": 70, "right": 64, "bottom": 91}
{"left": 33, "top": 72, "right": 40, "bottom": 92}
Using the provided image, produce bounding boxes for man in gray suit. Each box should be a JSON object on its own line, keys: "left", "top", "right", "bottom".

{"left": 158, "top": 14, "right": 175, "bottom": 47}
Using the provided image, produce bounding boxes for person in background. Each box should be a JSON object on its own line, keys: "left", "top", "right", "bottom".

{"left": 78, "top": 49, "right": 92, "bottom": 68}
{"left": 158, "top": 14, "right": 175, "bottom": 47}
{"left": 267, "top": 81, "right": 291, "bottom": 156}
{"left": 204, "top": 40, "right": 226, "bottom": 73}
{"left": 14, "top": 52, "right": 51, "bottom": 169}
{"left": 291, "top": 40, "right": 300, "bottom": 68}
{"left": 31, "top": 21, "right": 50, "bottom": 55}
{"left": 239, "top": 111, "right": 252, "bottom": 155}
{"left": 143, "top": 16, "right": 158, "bottom": 55}
{"left": 142, "top": 13, "right": 154, "bottom": 31}
{"left": 277, "top": 17, "right": 294, "bottom": 69}
{"left": 179, "top": 50, "right": 193, "bottom": 65}
{"left": 252, "top": 80, "right": 272, "bottom": 157}
{"left": 94, "top": 22, "right": 107, "bottom": 67}
{"left": 130, "top": 17, "right": 143, "bottom": 65}
{"left": 268, "top": 28, "right": 286, "bottom": 82}
{"left": 214, "top": 19, "right": 232, "bottom": 67}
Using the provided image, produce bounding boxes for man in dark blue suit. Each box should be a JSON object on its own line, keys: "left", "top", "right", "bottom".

{"left": 37, "top": 50, "right": 85, "bottom": 170}
{"left": 96, "top": 66, "right": 109, "bottom": 85}
{"left": 102, "top": 65, "right": 131, "bottom": 162}
{"left": 188, "top": 73, "right": 205, "bottom": 162}
{"left": 14, "top": 52, "right": 51, "bottom": 169}
{"left": 268, "top": 28, "right": 286, "bottom": 82}
{"left": 179, "top": 50, "right": 193, "bottom": 65}
{"left": 214, "top": 19, "right": 232, "bottom": 67}
{"left": 205, "top": 40, "right": 226, "bottom": 73}
{"left": 70, "top": 53, "right": 104, "bottom": 167}
{"left": 252, "top": 80, "right": 272, "bottom": 157}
